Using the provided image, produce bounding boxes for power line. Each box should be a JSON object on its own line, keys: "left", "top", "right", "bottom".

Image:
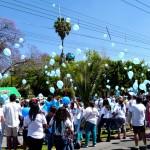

{"left": 2, "top": 0, "right": 150, "bottom": 46}
{"left": 121, "top": 0, "right": 150, "bottom": 15}
{"left": 134, "top": 0, "right": 150, "bottom": 9}
{"left": 2, "top": 0, "right": 150, "bottom": 48}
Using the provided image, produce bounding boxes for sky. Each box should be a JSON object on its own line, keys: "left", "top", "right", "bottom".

{"left": 1, "top": 0, "right": 150, "bottom": 62}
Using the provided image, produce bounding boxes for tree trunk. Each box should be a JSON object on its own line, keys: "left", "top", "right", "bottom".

{"left": 60, "top": 39, "right": 65, "bottom": 64}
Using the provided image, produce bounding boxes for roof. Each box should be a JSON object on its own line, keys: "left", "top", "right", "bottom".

{"left": 0, "top": 87, "right": 21, "bottom": 97}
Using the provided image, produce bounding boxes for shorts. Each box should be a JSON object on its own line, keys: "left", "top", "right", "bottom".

{"left": 6, "top": 126, "right": 18, "bottom": 137}
{"left": 132, "top": 125, "right": 145, "bottom": 134}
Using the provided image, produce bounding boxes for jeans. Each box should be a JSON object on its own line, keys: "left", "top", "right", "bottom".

{"left": 85, "top": 121, "right": 97, "bottom": 146}
{"left": 27, "top": 136, "right": 43, "bottom": 150}
{"left": 47, "top": 133, "right": 53, "bottom": 150}
{"left": 54, "top": 135, "right": 74, "bottom": 150}
{"left": 97, "top": 118, "right": 111, "bottom": 141}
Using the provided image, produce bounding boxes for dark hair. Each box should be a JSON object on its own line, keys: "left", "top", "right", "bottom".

{"left": 89, "top": 101, "right": 95, "bottom": 108}
{"left": 54, "top": 107, "right": 71, "bottom": 128}
{"left": 136, "top": 96, "right": 142, "bottom": 104}
{"left": 10, "top": 94, "right": 16, "bottom": 102}
{"left": 29, "top": 100, "right": 40, "bottom": 121}
{"left": 47, "top": 95, "right": 54, "bottom": 102}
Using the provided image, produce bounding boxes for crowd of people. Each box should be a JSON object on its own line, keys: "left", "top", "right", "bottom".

{"left": 0, "top": 93, "right": 149, "bottom": 150}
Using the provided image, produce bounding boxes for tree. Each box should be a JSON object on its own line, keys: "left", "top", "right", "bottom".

{"left": 0, "top": 18, "right": 23, "bottom": 72}
{"left": 54, "top": 17, "right": 71, "bottom": 63}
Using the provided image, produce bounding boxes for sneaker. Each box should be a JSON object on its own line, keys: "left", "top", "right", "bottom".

{"left": 83, "top": 145, "right": 88, "bottom": 148}
{"left": 134, "top": 145, "right": 139, "bottom": 149}
{"left": 93, "top": 144, "right": 96, "bottom": 147}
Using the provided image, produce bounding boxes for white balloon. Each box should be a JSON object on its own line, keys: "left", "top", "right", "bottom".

{"left": 111, "top": 42, "right": 115, "bottom": 47}
{"left": 21, "top": 55, "right": 25, "bottom": 60}
{"left": 74, "top": 87, "right": 77, "bottom": 90}
{"left": 3, "top": 48, "right": 11, "bottom": 56}
{"left": 103, "top": 34, "right": 108, "bottom": 38}
{"left": 148, "top": 69, "right": 150, "bottom": 72}
{"left": 50, "top": 70, "right": 55, "bottom": 76}
{"left": 115, "top": 86, "right": 119, "bottom": 90}
{"left": 49, "top": 59, "right": 55, "bottom": 65}
{"left": 0, "top": 73, "right": 2, "bottom": 79}
{"left": 70, "top": 79, "right": 73, "bottom": 82}
{"left": 139, "top": 83, "right": 146, "bottom": 91}
{"left": 52, "top": 3, "right": 56, "bottom": 7}
{"left": 133, "top": 80, "right": 138, "bottom": 90}
{"left": 76, "top": 48, "right": 82, "bottom": 55}
{"left": 124, "top": 49, "right": 128, "bottom": 53}
{"left": 121, "top": 87, "right": 124, "bottom": 90}
{"left": 3, "top": 73, "right": 8, "bottom": 78}
{"left": 107, "top": 79, "right": 110, "bottom": 83}
{"left": 44, "top": 65, "right": 48, "bottom": 69}
{"left": 49, "top": 87, "right": 55, "bottom": 94}
{"left": 57, "top": 80, "right": 64, "bottom": 89}
{"left": 47, "top": 72, "right": 51, "bottom": 76}
{"left": 22, "top": 79, "right": 27, "bottom": 85}
{"left": 105, "top": 64, "right": 108, "bottom": 67}
{"left": 73, "top": 24, "right": 80, "bottom": 31}
{"left": 118, "top": 52, "right": 125, "bottom": 59}
{"left": 62, "top": 63, "right": 66, "bottom": 68}
{"left": 124, "top": 67, "right": 127, "bottom": 70}
{"left": 127, "top": 71, "right": 134, "bottom": 79}
{"left": 141, "top": 64, "right": 145, "bottom": 67}
{"left": 45, "top": 70, "right": 48, "bottom": 74}
{"left": 129, "top": 66, "right": 132, "bottom": 69}
{"left": 59, "top": 45, "right": 63, "bottom": 50}
{"left": 141, "top": 73, "right": 144, "bottom": 77}
{"left": 66, "top": 17, "right": 71, "bottom": 23}
{"left": 14, "top": 43, "right": 20, "bottom": 49}
{"left": 133, "top": 58, "right": 140, "bottom": 65}
{"left": 51, "top": 52, "right": 56, "bottom": 58}
{"left": 106, "top": 85, "right": 110, "bottom": 89}
{"left": 55, "top": 68, "right": 61, "bottom": 76}
{"left": 18, "top": 37, "right": 24, "bottom": 43}
{"left": 66, "top": 73, "right": 71, "bottom": 78}
{"left": 46, "top": 81, "right": 49, "bottom": 84}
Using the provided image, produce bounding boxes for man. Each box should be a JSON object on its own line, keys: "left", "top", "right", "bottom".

{"left": 129, "top": 96, "right": 146, "bottom": 149}
{"left": 3, "top": 94, "right": 21, "bottom": 150}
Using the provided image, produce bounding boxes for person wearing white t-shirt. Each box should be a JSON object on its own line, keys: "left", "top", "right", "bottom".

{"left": 97, "top": 99, "right": 112, "bottom": 142}
{"left": 24, "top": 100, "right": 47, "bottom": 150}
{"left": 129, "top": 96, "right": 146, "bottom": 149}
{"left": 113, "top": 97, "right": 126, "bottom": 139}
{"left": 83, "top": 101, "right": 99, "bottom": 147}
{"left": 3, "top": 94, "right": 21, "bottom": 150}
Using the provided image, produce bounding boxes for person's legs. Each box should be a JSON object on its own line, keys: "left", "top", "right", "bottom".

{"left": 139, "top": 126, "right": 147, "bottom": 146}
{"left": 54, "top": 135, "right": 65, "bottom": 150}
{"left": 85, "top": 122, "right": 91, "bottom": 147}
{"left": 122, "top": 124, "right": 126, "bottom": 139}
{"left": 91, "top": 123, "right": 97, "bottom": 146}
{"left": 48, "top": 133, "right": 53, "bottom": 150}
{"left": 97, "top": 118, "right": 105, "bottom": 142}
{"left": 133, "top": 126, "right": 139, "bottom": 147}
{"left": 106, "top": 119, "right": 111, "bottom": 142}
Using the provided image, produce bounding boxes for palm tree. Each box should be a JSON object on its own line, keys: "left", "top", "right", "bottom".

{"left": 54, "top": 17, "right": 71, "bottom": 63}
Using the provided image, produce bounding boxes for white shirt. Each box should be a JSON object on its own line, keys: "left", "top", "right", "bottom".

{"left": 113, "top": 103, "right": 126, "bottom": 119}
{"left": 101, "top": 106, "right": 112, "bottom": 118}
{"left": 3, "top": 102, "right": 21, "bottom": 127}
{"left": 24, "top": 113, "right": 47, "bottom": 139}
{"left": 130, "top": 103, "right": 146, "bottom": 126}
{"left": 83, "top": 107, "right": 99, "bottom": 125}
{"left": 49, "top": 117, "right": 74, "bottom": 135}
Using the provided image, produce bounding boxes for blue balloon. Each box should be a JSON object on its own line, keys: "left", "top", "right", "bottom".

{"left": 22, "top": 107, "right": 30, "bottom": 117}
{"left": 62, "top": 96, "right": 70, "bottom": 105}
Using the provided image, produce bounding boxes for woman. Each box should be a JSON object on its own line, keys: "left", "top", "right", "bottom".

{"left": 49, "top": 107, "right": 74, "bottom": 150}
{"left": 97, "top": 99, "right": 112, "bottom": 142}
{"left": 23, "top": 99, "right": 47, "bottom": 150}
{"left": 83, "top": 101, "right": 99, "bottom": 147}
{"left": 113, "top": 96, "right": 126, "bottom": 139}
